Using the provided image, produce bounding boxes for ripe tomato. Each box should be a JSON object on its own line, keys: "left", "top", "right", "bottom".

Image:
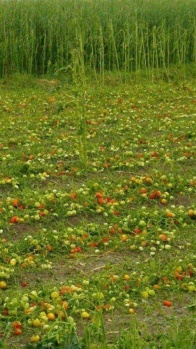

{"left": 61, "top": 301, "right": 69, "bottom": 310}
{"left": 163, "top": 300, "right": 172, "bottom": 307}
{"left": 140, "top": 187, "right": 147, "bottom": 194}
{"left": 159, "top": 234, "right": 168, "bottom": 242}
{"left": 47, "top": 312, "right": 55, "bottom": 320}
{"left": 97, "top": 197, "right": 105, "bottom": 204}
{"left": 133, "top": 228, "right": 141, "bottom": 235}
{"left": 13, "top": 328, "right": 22, "bottom": 335}
{"left": 166, "top": 211, "right": 175, "bottom": 218}
{"left": 10, "top": 216, "right": 20, "bottom": 223}
{"left": 13, "top": 321, "right": 22, "bottom": 329}
{"left": 12, "top": 198, "right": 20, "bottom": 207}
{"left": 96, "top": 192, "right": 103, "bottom": 198}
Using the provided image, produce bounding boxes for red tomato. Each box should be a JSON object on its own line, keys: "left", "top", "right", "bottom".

{"left": 13, "top": 328, "right": 22, "bottom": 335}
{"left": 96, "top": 192, "right": 103, "bottom": 198}
{"left": 97, "top": 197, "right": 105, "bottom": 204}
{"left": 163, "top": 300, "right": 172, "bottom": 307}
{"left": 10, "top": 216, "right": 20, "bottom": 223}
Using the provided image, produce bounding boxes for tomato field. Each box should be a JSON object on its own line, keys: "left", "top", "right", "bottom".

{"left": 0, "top": 72, "right": 195, "bottom": 348}
{"left": 0, "top": 0, "right": 195, "bottom": 348}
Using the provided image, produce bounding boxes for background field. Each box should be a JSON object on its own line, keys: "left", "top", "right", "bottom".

{"left": 0, "top": 0, "right": 195, "bottom": 79}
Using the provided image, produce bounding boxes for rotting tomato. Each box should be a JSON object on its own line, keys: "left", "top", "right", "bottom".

{"left": 21, "top": 281, "right": 28, "bottom": 287}
{"left": 2, "top": 308, "right": 9, "bottom": 315}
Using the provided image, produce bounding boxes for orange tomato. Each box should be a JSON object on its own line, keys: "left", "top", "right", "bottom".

{"left": 12, "top": 198, "right": 20, "bottom": 207}
{"left": 70, "top": 192, "right": 77, "bottom": 199}
{"left": 140, "top": 187, "right": 147, "bottom": 194}
{"left": 46, "top": 245, "right": 53, "bottom": 251}
{"left": 174, "top": 271, "right": 185, "bottom": 280}
{"left": 61, "top": 301, "right": 69, "bottom": 310}
{"left": 47, "top": 313, "right": 55, "bottom": 321}
{"left": 57, "top": 311, "right": 66, "bottom": 319}
{"left": 145, "top": 177, "right": 152, "bottom": 184}
{"left": 155, "top": 190, "right": 161, "bottom": 197}
{"left": 153, "top": 284, "right": 160, "bottom": 290}
{"left": 166, "top": 211, "right": 175, "bottom": 218}
{"left": 159, "top": 234, "right": 168, "bottom": 242}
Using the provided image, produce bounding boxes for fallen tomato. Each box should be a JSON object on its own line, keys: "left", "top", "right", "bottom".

{"left": 163, "top": 300, "right": 172, "bottom": 307}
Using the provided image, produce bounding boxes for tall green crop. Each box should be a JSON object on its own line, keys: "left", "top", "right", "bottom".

{"left": 0, "top": 0, "right": 195, "bottom": 78}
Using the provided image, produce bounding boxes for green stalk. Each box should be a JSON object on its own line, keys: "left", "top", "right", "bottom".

{"left": 99, "top": 25, "right": 105, "bottom": 84}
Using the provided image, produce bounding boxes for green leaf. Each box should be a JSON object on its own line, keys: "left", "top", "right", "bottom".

{"left": 77, "top": 125, "right": 84, "bottom": 135}
{"left": 187, "top": 304, "right": 196, "bottom": 311}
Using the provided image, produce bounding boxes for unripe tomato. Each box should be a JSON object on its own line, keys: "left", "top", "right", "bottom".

{"left": 0, "top": 281, "right": 7, "bottom": 289}
{"left": 81, "top": 311, "right": 90, "bottom": 319}
{"left": 30, "top": 335, "right": 41, "bottom": 343}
